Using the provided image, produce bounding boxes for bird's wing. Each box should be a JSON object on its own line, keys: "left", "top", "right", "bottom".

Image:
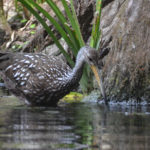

{"left": 0, "top": 53, "right": 71, "bottom": 94}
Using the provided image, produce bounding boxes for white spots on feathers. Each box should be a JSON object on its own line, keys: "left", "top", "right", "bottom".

{"left": 24, "top": 54, "right": 34, "bottom": 58}
{"left": 38, "top": 75, "right": 45, "bottom": 80}
{"left": 33, "top": 64, "right": 36, "bottom": 67}
{"left": 5, "top": 65, "right": 12, "bottom": 71}
{"left": 13, "top": 63, "right": 17, "bottom": 67}
{"left": 29, "top": 64, "right": 34, "bottom": 68}
{"left": 20, "top": 74, "right": 24, "bottom": 78}
{"left": 47, "top": 74, "right": 51, "bottom": 78}
{"left": 53, "top": 80, "right": 59, "bottom": 85}
{"left": 29, "top": 64, "right": 36, "bottom": 68}
{"left": 36, "top": 72, "right": 45, "bottom": 80}
{"left": 13, "top": 69, "right": 30, "bottom": 86}
{"left": 13, "top": 67, "right": 17, "bottom": 71}
{"left": 22, "top": 77, "right": 27, "bottom": 80}
{"left": 21, "top": 68, "right": 26, "bottom": 72}
{"left": 20, "top": 81, "right": 25, "bottom": 86}
{"left": 33, "top": 91, "right": 37, "bottom": 94}
{"left": 24, "top": 60, "right": 30, "bottom": 64}
{"left": 57, "top": 77, "right": 63, "bottom": 81}
{"left": 26, "top": 72, "right": 30, "bottom": 77}
{"left": 23, "top": 89, "right": 30, "bottom": 94}
{"left": 46, "top": 79, "right": 50, "bottom": 82}
{"left": 34, "top": 60, "right": 38, "bottom": 63}
{"left": 16, "top": 77, "right": 20, "bottom": 81}
{"left": 20, "top": 59, "right": 26, "bottom": 63}
{"left": 20, "top": 59, "right": 31, "bottom": 64}
{"left": 35, "top": 55, "right": 40, "bottom": 58}
{"left": 24, "top": 54, "right": 36, "bottom": 61}
{"left": 16, "top": 65, "right": 21, "bottom": 69}
{"left": 13, "top": 71, "right": 20, "bottom": 78}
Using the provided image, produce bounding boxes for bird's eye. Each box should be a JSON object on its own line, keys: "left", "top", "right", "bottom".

{"left": 88, "top": 57, "right": 93, "bottom": 62}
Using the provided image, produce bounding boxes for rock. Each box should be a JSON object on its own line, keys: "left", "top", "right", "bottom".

{"left": 42, "top": 38, "right": 68, "bottom": 62}
{"left": 100, "top": 0, "right": 150, "bottom": 102}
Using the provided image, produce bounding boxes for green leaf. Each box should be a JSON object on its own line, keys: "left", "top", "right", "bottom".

{"left": 61, "top": 0, "right": 85, "bottom": 48}
{"left": 90, "top": 0, "right": 102, "bottom": 50}
{"left": 46, "top": 0, "right": 79, "bottom": 54}
{"left": 20, "top": 19, "right": 27, "bottom": 23}
{"left": 29, "top": 23, "right": 36, "bottom": 29}
{"left": 70, "top": 0, "right": 85, "bottom": 47}
{"left": 30, "top": 31, "right": 36, "bottom": 34}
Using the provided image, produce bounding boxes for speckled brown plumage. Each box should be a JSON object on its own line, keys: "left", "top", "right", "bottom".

{"left": 0, "top": 46, "right": 99, "bottom": 106}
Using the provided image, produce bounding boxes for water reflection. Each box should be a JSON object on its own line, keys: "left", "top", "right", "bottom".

{"left": 0, "top": 86, "right": 10, "bottom": 96}
{"left": 0, "top": 100, "right": 150, "bottom": 150}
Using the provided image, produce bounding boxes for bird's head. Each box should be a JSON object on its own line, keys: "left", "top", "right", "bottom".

{"left": 77, "top": 46, "right": 103, "bottom": 90}
{"left": 84, "top": 46, "right": 99, "bottom": 66}
{"left": 77, "top": 46, "right": 103, "bottom": 68}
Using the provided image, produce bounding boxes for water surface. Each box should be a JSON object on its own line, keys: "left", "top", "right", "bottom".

{"left": 0, "top": 91, "right": 150, "bottom": 150}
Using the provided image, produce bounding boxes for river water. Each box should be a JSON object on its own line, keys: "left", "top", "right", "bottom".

{"left": 0, "top": 89, "right": 150, "bottom": 150}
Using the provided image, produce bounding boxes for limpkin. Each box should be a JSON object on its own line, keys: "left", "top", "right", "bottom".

{"left": 0, "top": 46, "right": 107, "bottom": 106}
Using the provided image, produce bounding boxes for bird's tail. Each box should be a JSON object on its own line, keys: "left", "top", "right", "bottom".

{"left": 0, "top": 53, "right": 10, "bottom": 70}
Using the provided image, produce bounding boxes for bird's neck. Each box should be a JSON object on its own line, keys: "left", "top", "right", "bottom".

{"left": 73, "top": 57, "right": 85, "bottom": 79}
{"left": 67, "top": 55, "right": 85, "bottom": 83}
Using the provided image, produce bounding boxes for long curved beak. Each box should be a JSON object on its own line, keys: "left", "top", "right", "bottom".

{"left": 90, "top": 65, "right": 108, "bottom": 104}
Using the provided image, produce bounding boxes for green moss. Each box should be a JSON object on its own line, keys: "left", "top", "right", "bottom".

{"left": 60, "top": 92, "right": 84, "bottom": 103}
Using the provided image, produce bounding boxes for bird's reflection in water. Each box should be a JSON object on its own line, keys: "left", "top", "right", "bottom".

{"left": 0, "top": 103, "right": 150, "bottom": 150}
{"left": 1, "top": 104, "right": 94, "bottom": 150}
{"left": 4, "top": 106, "right": 82, "bottom": 149}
